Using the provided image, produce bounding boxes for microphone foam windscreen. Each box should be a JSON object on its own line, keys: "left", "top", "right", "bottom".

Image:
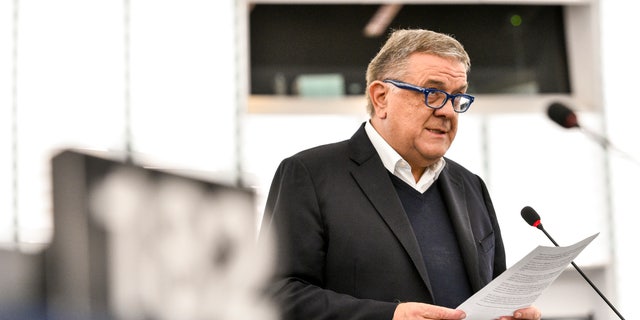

{"left": 547, "top": 102, "right": 579, "bottom": 128}
{"left": 521, "top": 206, "right": 541, "bottom": 226}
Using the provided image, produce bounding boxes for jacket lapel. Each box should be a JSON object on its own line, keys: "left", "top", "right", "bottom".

{"left": 347, "top": 124, "right": 434, "bottom": 297}
{"left": 438, "top": 164, "right": 484, "bottom": 292}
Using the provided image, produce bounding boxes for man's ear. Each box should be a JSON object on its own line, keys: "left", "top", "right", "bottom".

{"left": 368, "top": 80, "right": 389, "bottom": 119}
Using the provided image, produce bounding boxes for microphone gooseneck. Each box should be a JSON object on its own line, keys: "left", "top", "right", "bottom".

{"left": 520, "top": 206, "right": 625, "bottom": 320}
{"left": 546, "top": 102, "right": 640, "bottom": 166}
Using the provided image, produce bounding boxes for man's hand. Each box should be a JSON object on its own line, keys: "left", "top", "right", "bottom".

{"left": 392, "top": 302, "right": 466, "bottom": 320}
{"left": 498, "top": 305, "right": 542, "bottom": 320}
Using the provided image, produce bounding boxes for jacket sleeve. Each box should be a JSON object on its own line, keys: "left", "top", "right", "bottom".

{"left": 259, "top": 156, "right": 397, "bottom": 320}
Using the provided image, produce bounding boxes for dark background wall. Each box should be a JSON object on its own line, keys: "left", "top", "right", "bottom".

{"left": 249, "top": 4, "right": 570, "bottom": 96}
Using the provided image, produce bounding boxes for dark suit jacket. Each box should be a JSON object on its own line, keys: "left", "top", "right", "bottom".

{"left": 260, "top": 122, "right": 506, "bottom": 320}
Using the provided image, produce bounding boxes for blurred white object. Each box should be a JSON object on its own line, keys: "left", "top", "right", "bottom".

{"left": 90, "top": 166, "right": 277, "bottom": 320}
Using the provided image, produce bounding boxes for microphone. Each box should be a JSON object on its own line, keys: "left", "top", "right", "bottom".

{"left": 547, "top": 102, "right": 579, "bottom": 129}
{"left": 547, "top": 102, "right": 611, "bottom": 148}
{"left": 520, "top": 206, "right": 625, "bottom": 320}
{"left": 547, "top": 102, "right": 640, "bottom": 166}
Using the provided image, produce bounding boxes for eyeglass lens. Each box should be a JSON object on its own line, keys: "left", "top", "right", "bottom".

{"left": 426, "top": 91, "right": 471, "bottom": 111}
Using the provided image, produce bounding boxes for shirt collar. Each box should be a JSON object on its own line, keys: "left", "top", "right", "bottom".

{"left": 364, "top": 121, "right": 446, "bottom": 192}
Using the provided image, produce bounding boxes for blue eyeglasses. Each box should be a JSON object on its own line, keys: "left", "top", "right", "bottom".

{"left": 383, "top": 79, "right": 475, "bottom": 113}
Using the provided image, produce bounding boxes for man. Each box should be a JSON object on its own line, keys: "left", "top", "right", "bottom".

{"left": 259, "top": 29, "right": 541, "bottom": 320}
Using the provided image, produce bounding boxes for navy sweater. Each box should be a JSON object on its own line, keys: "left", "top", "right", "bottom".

{"left": 390, "top": 173, "right": 472, "bottom": 308}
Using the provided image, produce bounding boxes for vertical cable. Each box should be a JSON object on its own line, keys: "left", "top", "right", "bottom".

{"left": 11, "top": 0, "right": 20, "bottom": 246}
{"left": 123, "top": 0, "right": 133, "bottom": 164}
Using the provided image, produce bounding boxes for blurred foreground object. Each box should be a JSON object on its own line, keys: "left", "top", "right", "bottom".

{"left": 46, "top": 149, "right": 277, "bottom": 320}
{"left": 0, "top": 248, "right": 45, "bottom": 319}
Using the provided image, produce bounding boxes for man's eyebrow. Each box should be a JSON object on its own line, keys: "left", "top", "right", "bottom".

{"left": 425, "top": 79, "right": 468, "bottom": 93}
{"left": 425, "top": 79, "right": 445, "bottom": 88}
{"left": 456, "top": 84, "right": 469, "bottom": 93}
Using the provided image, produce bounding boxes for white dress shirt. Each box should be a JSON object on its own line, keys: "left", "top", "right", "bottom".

{"left": 364, "top": 121, "right": 445, "bottom": 193}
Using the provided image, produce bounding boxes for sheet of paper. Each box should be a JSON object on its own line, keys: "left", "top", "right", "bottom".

{"left": 457, "top": 233, "right": 599, "bottom": 319}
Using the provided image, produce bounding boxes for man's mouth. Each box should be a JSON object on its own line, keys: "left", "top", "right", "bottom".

{"left": 427, "top": 128, "right": 446, "bottom": 134}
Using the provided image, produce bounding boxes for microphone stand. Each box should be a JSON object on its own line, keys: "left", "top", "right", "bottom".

{"left": 579, "top": 126, "right": 640, "bottom": 167}
{"left": 536, "top": 224, "right": 625, "bottom": 320}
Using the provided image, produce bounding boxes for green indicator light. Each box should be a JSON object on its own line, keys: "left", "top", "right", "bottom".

{"left": 510, "top": 14, "right": 522, "bottom": 27}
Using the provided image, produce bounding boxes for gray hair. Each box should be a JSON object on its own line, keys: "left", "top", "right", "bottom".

{"left": 365, "top": 29, "right": 470, "bottom": 116}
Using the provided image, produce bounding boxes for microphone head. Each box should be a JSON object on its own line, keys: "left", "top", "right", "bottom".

{"left": 521, "top": 206, "right": 542, "bottom": 228}
{"left": 547, "top": 102, "right": 579, "bottom": 129}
